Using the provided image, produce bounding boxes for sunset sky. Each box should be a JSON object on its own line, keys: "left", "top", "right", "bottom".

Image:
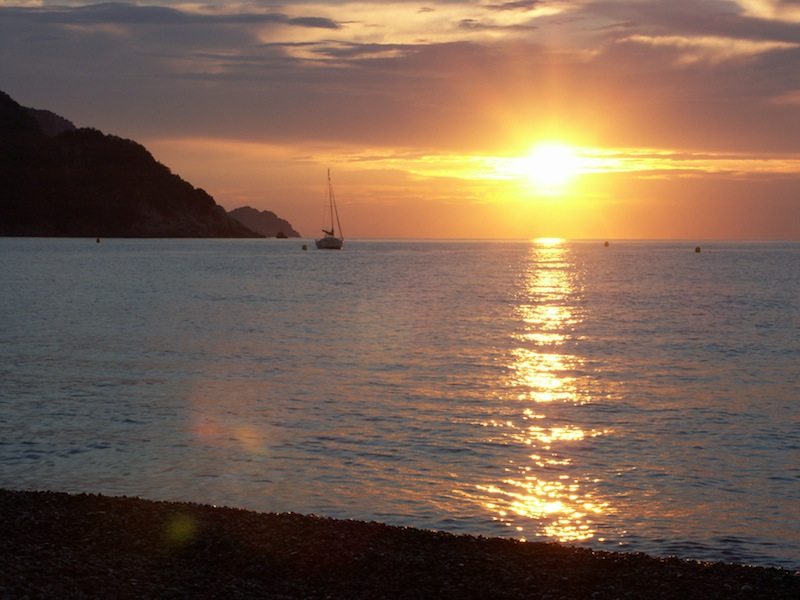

{"left": 2, "top": 0, "right": 799, "bottom": 239}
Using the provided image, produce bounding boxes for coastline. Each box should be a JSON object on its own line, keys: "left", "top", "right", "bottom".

{"left": 1, "top": 489, "right": 797, "bottom": 599}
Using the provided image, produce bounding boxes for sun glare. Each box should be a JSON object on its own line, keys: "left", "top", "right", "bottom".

{"left": 524, "top": 143, "right": 581, "bottom": 192}
{"left": 534, "top": 237, "right": 564, "bottom": 246}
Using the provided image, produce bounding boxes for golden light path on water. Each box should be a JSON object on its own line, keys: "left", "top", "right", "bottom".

{"left": 472, "top": 238, "right": 612, "bottom": 543}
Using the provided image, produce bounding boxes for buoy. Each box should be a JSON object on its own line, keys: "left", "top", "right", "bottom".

{"left": 604, "top": 241, "right": 609, "bottom": 247}
{"left": 302, "top": 244, "right": 307, "bottom": 251}
{"left": 695, "top": 246, "right": 701, "bottom": 253}
{"left": 96, "top": 237, "right": 101, "bottom": 244}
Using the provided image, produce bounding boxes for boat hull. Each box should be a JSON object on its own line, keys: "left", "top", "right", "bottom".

{"left": 315, "top": 236, "right": 343, "bottom": 250}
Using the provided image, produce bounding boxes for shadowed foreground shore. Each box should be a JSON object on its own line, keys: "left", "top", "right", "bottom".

{"left": 2, "top": 489, "right": 797, "bottom": 599}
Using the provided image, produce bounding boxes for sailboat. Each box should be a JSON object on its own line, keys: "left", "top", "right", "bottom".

{"left": 315, "top": 169, "right": 344, "bottom": 250}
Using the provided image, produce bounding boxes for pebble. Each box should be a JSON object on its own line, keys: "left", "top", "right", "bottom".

{"left": 1, "top": 489, "right": 798, "bottom": 600}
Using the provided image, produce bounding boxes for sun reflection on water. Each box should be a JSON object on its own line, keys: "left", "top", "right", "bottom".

{"left": 508, "top": 348, "right": 579, "bottom": 403}
{"left": 473, "top": 239, "right": 611, "bottom": 543}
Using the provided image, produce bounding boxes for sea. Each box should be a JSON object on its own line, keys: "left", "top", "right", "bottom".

{"left": 1, "top": 238, "right": 798, "bottom": 570}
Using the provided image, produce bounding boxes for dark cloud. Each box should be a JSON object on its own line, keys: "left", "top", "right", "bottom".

{"left": 298, "top": 41, "right": 416, "bottom": 60}
{"left": 287, "top": 16, "right": 339, "bottom": 29}
{"left": 1, "top": 3, "right": 339, "bottom": 29}
{"left": 488, "top": 1, "right": 543, "bottom": 10}
{"left": 585, "top": 0, "right": 800, "bottom": 44}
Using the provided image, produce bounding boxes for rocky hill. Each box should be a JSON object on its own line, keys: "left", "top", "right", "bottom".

{"left": 0, "top": 90, "right": 271, "bottom": 238}
{"left": 228, "top": 206, "right": 301, "bottom": 238}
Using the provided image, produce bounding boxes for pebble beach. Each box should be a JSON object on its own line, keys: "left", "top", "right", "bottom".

{"left": 1, "top": 489, "right": 797, "bottom": 599}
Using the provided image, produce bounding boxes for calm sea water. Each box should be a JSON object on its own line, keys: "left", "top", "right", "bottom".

{"left": 1, "top": 238, "right": 798, "bottom": 569}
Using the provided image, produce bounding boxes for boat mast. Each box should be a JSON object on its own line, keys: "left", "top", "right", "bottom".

{"left": 327, "top": 169, "right": 336, "bottom": 236}
{"left": 327, "top": 168, "right": 343, "bottom": 240}
{"left": 332, "top": 181, "right": 343, "bottom": 242}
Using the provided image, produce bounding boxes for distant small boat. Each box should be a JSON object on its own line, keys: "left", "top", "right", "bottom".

{"left": 276, "top": 231, "right": 288, "bottom": 239}
{"left": 315, "top": 169, "right": 343, "bottom": 250}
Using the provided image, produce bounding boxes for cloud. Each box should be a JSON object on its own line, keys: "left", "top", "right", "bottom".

{"left": 1, "top": 3, "right": 339, "bottom": 28}
{"left": 293, "top": 40, "right": 414, "bottom": 61}
{"left": 586, "top": 0, "right": 800, "bottom": 44}
{"left": 488, "top": 1, "right": 544, "bottom": 10}
{"left": 735, "top": 0, "right": 800, "bottom": 22}
{"left": 618, "top": 34, "right": 799, "bottom": 64}
{"left": 3, "top": 0, "right": 800, "bottom": 155}
{"left": 458, "top": 17, "right": 539, "bottom": 31}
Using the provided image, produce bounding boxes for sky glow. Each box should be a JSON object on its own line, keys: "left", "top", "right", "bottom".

{"left": 2, "top": 0, "right": 799, "bottom": 238}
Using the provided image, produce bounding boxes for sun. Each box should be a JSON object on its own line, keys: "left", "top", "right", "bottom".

{"left": 523, "top": 143, "right": 581, "bottom": 193}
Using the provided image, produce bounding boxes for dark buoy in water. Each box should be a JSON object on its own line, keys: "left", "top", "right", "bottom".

{"left": 695, "top": 246, "right": 701, "bottom": 253}
{"left": 96, "top": 237, "right": 101, "bottom": 244}
{"left": 302, "top": 244, "right": 308, "bottom": 251}
{"left": 604, "top": 241, "right": 609, "bottom": 247}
